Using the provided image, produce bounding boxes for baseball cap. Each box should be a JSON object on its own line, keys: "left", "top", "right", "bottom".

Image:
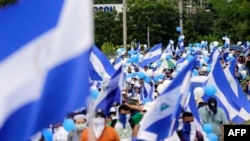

{"left": 207, "top": 97, "right": 217, "bottom": 110}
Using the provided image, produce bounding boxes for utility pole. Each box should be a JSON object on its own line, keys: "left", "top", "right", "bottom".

{"left": 179, "top": 0, "right": 184, "bottom": 35}
{"left": 123, "top": 0, "right": 127, "bottom": 52}
{"left": 147, "top": 27, "right": 150, "bottom": 50}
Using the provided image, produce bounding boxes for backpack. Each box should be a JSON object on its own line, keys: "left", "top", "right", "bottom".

{"left": 177, "top": 130, "right": 204, "bottom": 141}
{"left": 110, "top": 118, "right": 135, "bottom": 129}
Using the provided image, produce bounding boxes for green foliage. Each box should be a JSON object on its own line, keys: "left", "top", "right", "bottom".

{"left": 101, "top": 41, "right": 116, "bottom": 57}
{"left": 0, "top": 0, "right": 17, "bottom": 8}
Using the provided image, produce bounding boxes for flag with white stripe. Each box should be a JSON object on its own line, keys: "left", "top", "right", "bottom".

{"left": 0, "top": 0, "right": 93, "bottom": 140}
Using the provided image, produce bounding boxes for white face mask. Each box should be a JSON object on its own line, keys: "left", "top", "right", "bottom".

{"left": 92, "top": 117, "right": 105, "bottom": 139}
{"left": 75, "top": 123, "right": 86, "bottom": 131}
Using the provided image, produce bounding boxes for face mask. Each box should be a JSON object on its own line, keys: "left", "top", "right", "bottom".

{"left": 119, "top": 114, "right": 127, "bottom": 128}
{"left": 92, "top": 117, "right": 105, "bottom": 139}
{"left": 183, "top": 122, "right": 191, "bottom": 132}
{"left": 75, "top": 123, "right": 86, "bottom": 131}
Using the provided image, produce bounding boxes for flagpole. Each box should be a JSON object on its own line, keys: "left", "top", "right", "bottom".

{"left": 179, "top": 0, "right": 184, "bottom": 35}
{"left": 147, "top": 27, "right": 150, "bottom": 50}
{"left": 123, "top": 0, "right": 127, "bottom": 53}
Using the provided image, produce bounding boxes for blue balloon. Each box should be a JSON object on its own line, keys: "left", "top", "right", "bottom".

{"left": 187, "top": 55, "right": 194, "bottom": 62}
{"left": 204, "top": 85, "right": 217, "bottom": 96}
{"left": 137, "top": 72, "right": 146, "bottom": 79}
{"left": 157, "top": 74, "right": 164, "bottom": 79}
{"left": 204, "top": 56, "right": 209, "bottom": 63}
{"left": 153, "top": 76, "right": 159, "bottom": 82}
{"left": 166, "top": 54, "right": 171, "bottom": 60}
{"left": 144, "top": 76, "right": 151, "bottom": 83}
{"left": 206, "top": 67, "right": 211, "bottom": 72}
{"left": 207, "top": 133, "right": 218, "bottom": 141}
{"left": 90, "top": 89, "right": 99, "bottom": 100}
{"left": 63, "top": 119, "right": 75, "bottom": 132}
{"left": 176, "top": 27, "right": 181, "bottom": 32}
{"left": 203, "top": 124, "right": 213, "bottom": 134}
{"left": 193, "top": 69, "right": 199, "bottom": 76}
{"left": 143, "top": 98, "right": 152, "bottom": 105}
{"left": 42, "top": 129, "right": 53, "bottom": 141}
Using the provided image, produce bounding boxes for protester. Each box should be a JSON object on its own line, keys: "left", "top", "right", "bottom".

{"left": 198, "top": 97, "right": 228, "bottom": 139}
{"left": 67, "top": 112, "right": 87, "bottom": 141}
{"left": 80, "top": 109, "right": 120, "bottom": 141}
{"left": 177, "top": 112, "right": 204, "bottom": 141}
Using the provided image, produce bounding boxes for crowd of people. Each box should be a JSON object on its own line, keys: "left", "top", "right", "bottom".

{"left": 33, "top": 39, "right": 250, "bottom": 141}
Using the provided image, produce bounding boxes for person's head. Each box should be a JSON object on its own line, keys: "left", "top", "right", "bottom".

{"left": 182, "top": 112, "right": 194, "bottom": 123}
{"left": 127, "top": 66, "right": 132, "bottom": 73}
{"left": 73, "top": 113, "right": 87, "bottom": 132}
{"left": 134, "top": 85, "right": 140, "bottom": 93}
{"left": 207, "top": 97, "right": 218, "bottom": 115}
{"left": 144, "top": 65, "right": 149, "bottom": 71}
{"left": 93, "top": 109, "right": 106, "bottom": 139}
{"left": 118, "top": 104, "right": 130, "bottom": 114}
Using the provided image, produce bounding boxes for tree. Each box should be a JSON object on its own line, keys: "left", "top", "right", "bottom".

{"left": 0, "top": 0, "right": 17, "bottom": 8}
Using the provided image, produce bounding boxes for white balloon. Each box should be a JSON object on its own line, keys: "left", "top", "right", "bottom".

{"left": 193, "top": 87, "right": 204, "bottom": 98}
{"left": 237, "top": 41, "right": 242, "bottom": 46}
{"left": 213, "top": 41, "right": 219, "bottom": 47}
{"left": 139, "top": 54, "right": 144, "bottom": 59}
{"left": 228, "top": 53, "right": 233, "bottom": 58}
{"left": 110, "top": 58, "right": 114, "bottom": 64}
{"left": 203, "top": 50, "right": 209, "bottom": 56}
{"left": 182, "top": 53, "right": 187, "bottom": 58}
{"left": 200, "top": 59, "right": 205, "bottom": 65}
{"left": 126, "top": 77, "right": 132, "bottom": 83}
{"left": 151, "top": 62, "right": 157, "bottom": 68}
{"left": 157, "top": 84, "right": 165, "bottom": 94}
{"left": 154, "top": 70, "right": 161, "bottom": 77}
{"left": 241, "top": 70, "right": 247, "bottom": 75}
{"left": 172, "top": 71, "right": 178, "bottom": 78}
{"left": 161, "top": 53, "right": 167, "bottom": 60}
{"left": 145, "top": 69, "right": 153, "bottom": 77}
{"left": 201, "top": 66, "right": 207, "bottom": 71}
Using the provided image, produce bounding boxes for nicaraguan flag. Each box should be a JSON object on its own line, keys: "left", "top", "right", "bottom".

{"left": 0, "top": 0, "right": 93, "bottom": 140}
{"left": 140, "top": 43, "right": 162, "bottom": 67}
{"left": 114, "top": 56, "right": 122, "bottom": 70}
{"left": 137, "top": 55, "right": 197, "bottom": 141}
{"left": 206, "top": 49, "right": 241, "bottom": 123}
{"left": 89, "top": 45, "right": 116, "bottom": 80}
{"left": 93, "top": 66, "right": 124, "bottom": 116}
{"left": 224, "top": 59, "right": 250, "bottom": 122}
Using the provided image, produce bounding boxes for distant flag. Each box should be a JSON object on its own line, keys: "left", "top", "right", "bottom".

{"left": 140, "top": 43, "right": 162, "bottom": 67}
{"left": 143, "top": 82, "right": 155, "bottom": 101}
{"left": 89, "top": 45, "right": 116, "bottom": 80}
{"left": 137, "top": 55, "right": 197, "bottom": 141}
{"left": 114, "top": 56, "right": 122, "bottom": 70}
{"left": 93, "top": 66, "right": 123, "bottom": 116}
{"left": 136, "top": 42, "right": 141, "bottom": 53}
{"left": 164, "top": 40, "right": 174, "bottom": 54}
{"left": 0, "top": 0, "right": 93, "bottom": 140}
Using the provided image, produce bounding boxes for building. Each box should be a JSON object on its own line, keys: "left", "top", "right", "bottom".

{"left": 94, "top": 4, "right": 123, "bottom": 13}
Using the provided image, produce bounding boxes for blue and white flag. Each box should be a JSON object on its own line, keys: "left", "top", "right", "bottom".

{"left": 144, "top": 82, "right": 155, "bottom": 101}
{"left": 136, "top": 42, "right": 141, "bottom": 53}
{"left": 93, "top": 66, "right": 123, "bottom": 116}
{"left": 206, "top": 49, "right": 242, "bottom": 123}
{"left": 114, "top": 56, "right": 122, "bottom": 70}
{"left": 89, "top": 45, "right": 116, "bottom": 80}
{"left": 137, "top": 55, "right": 197, "bottom": 141}
{"left": 224, "top": 59, "right": 250, "bottom": 122}
{"left": 140, "top": 43, "right": 162, "bottom": 67}
{"left": 164, "top": 40, "right": 174, "bottom": 54}
{"left": 0, "top": 0, "right": 93, "bottom": 140}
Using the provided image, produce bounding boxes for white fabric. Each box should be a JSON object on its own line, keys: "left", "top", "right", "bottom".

{"left": 0, "top": 0, "right": 93, "bottom": 128}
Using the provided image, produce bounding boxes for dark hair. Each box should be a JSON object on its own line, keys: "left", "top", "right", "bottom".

{"left": 118, "top": 104, "right": 130, "bottom": 113}
{"left": 182, "top": 112, "right": 193, "bottom": 118}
